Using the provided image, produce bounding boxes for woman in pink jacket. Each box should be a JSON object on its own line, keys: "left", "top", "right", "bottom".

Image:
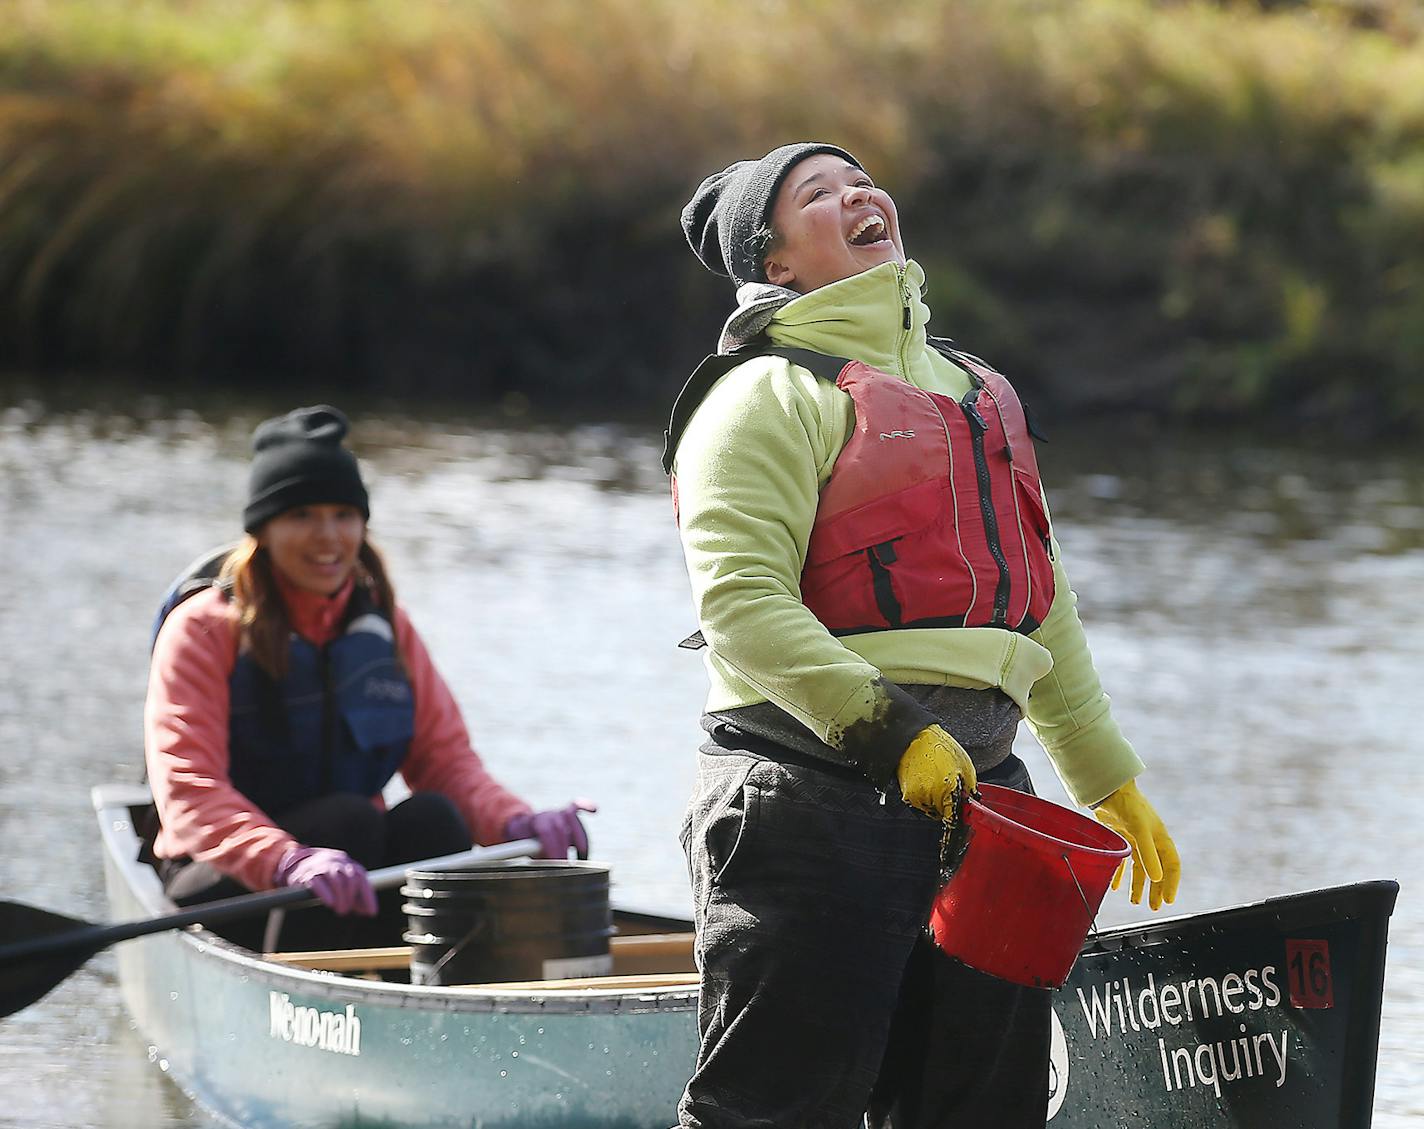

{"left": 145, "top": 404, "right": 591, "bottom": 951}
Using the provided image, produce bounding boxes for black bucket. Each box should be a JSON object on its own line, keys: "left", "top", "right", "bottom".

{"left": 401, "top": 861, "right": 613, "bottom": 986}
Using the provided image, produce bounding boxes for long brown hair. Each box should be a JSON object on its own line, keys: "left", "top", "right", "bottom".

{"left": 219, "top": 535, "right": 400, "bottom": 680}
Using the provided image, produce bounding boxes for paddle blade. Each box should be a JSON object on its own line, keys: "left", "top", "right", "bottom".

{"left": 0, "top": 901, "right": 102, "bottom": 1019}
{"left": 0, "top": 947, "right": 96, "bottom": 1019}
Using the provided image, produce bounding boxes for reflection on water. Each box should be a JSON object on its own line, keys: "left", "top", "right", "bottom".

{"left": 1, "top": 401, "right": 1420, "bottom": 1126}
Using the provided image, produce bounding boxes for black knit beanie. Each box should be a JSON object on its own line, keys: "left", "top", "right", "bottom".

{"left": 681, "top": 142, "right": 861, "bottom": 286}
{"left": 242, "top": 405, "right": 370, "bottom": 533}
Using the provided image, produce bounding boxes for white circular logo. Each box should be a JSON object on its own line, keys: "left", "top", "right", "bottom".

{"left": 1047, "top": 1008, "right": 1069, "bottom": 1120}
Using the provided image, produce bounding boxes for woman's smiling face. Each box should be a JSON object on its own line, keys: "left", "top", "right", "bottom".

{"left": 762, "top": 154, "right": 906, "bottom": 293}
{"left": 259, "top": 503, "right": 366, "bottom": 595}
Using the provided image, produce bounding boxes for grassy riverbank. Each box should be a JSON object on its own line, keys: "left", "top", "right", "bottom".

{"left": 2, "top": 0, "right": 1422, "bottom": 431}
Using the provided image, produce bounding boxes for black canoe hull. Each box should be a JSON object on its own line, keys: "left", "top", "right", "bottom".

{"left": 1050, "top": 881, "right": 1396, "bottom": 1127}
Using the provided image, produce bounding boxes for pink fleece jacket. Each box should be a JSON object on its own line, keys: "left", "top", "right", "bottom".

{"left": 144, "top": 577, "right": 532, "bottom": 891}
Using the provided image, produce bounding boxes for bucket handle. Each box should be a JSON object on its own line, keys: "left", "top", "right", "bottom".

{"left": 1062, "top": 853, "right": 1103, "bottom": 941}
{"left": 425, "top": 910, "right": 490, "bottom": 982}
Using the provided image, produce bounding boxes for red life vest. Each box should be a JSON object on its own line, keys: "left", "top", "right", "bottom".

{"left": 663, "top": 341, "right": 1055, "bottom": 640}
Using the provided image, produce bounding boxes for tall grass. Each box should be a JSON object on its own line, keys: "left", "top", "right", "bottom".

{"left": 1, "top": 0, "right": 1422, "bottom": 430}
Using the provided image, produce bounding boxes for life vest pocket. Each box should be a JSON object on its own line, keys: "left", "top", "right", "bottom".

{"left": 334, "top": 660, "right": 414, "bottom": 795}
{"left": 330, "top": 655, "right": 414, "bottom": 747}
{"left": 803, "top": 505, "right": 983, "bottom": 633}
{"left": 1011, "top": 468, "right": 1051, "bottom": 549}
{"left": 805, "top": 479, "right": 948, "bottom": 565}
{"left": 803, "top": 480, "right": 949, "bottom": 632}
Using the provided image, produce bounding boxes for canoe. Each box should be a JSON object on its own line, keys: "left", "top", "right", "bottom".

{"left": 93, "top": 784, "right": 1396, "bottom": 1129}
{"left": 94, "top": 784, "right": 699, "bottom": 1129}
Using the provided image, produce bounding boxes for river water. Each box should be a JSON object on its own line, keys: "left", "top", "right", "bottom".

{"left": 0, "top": 396, "right": 1419, "bottom": 1127}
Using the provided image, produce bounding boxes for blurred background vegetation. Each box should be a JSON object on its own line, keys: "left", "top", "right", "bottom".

{"left": 1, "top": 0, "right": 1422, "bottom": 432}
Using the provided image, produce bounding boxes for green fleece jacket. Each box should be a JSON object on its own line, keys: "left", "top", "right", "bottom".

{"left": 671, "top": 259, "right": 1144, "bottom": 807}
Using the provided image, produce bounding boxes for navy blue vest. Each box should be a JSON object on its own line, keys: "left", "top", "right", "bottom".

{"left": 153, "top": 550, "right": 415, "bottom": 818}
{"left": 227, "top": 589, "right": 416, "bottom": 817}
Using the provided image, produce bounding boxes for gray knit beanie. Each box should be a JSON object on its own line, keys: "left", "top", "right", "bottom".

{"left": 243, "top": 405, "right": 370, "bottom": 533}
{"left": 681, "top": 142, "right": 861, "bottom": 286}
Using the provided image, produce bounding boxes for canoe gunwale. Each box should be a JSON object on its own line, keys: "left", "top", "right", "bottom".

{"left": 1079, "top": 880, "right": 1399, "bottom": 955}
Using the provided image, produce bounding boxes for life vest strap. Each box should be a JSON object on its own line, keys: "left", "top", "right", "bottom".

{"left": 661, "top": 346, "right": 852, "bottom": 473}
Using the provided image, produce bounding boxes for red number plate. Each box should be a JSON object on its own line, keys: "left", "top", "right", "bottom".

{"left": 1286, "top": 939, "right": 1334, "bottom": 1009}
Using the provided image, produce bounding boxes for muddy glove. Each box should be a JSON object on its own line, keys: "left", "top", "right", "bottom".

{"left": 272, "top": 845, "right": 378, "bottom": 916}
{"left": 1092, "top": 779, "right": 1181, "bottom": 911}
{"left": 505, "top": 800, "right": 597, "bottom": 860}
{"left": 896, "top": 724, "right": 978, "bottom": 820}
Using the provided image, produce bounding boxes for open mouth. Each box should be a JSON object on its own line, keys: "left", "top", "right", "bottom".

{"left": 848, "top": 214, "right": 889, "bottom": 247}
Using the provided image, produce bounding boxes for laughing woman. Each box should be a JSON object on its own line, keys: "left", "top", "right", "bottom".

{"left": 664, "top": 144, "right": 1182, "bottom": 1128}
{"left": 145, "top": 405, "right": 592, "bottom": 952}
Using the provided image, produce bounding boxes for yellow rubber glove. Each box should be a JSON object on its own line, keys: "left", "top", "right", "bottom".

{"left": 1092, "top": 779, "right": 1181, "bottom": 911}
{"left": 896, "top": 724, "right": 978, "bottom": 820}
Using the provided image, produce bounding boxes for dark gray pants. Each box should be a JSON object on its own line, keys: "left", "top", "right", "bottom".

{"left": 677, "top": 751, "right": 1050, "bottom": 1129}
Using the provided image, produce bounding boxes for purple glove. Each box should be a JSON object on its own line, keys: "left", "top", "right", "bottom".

{"left": 505, "top": 800, "right": 596, "bottom": 860}
{"left": 272, "top": 845, "right": 378, "bottom": 916}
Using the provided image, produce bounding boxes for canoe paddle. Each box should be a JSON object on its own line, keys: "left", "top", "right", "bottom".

{"left": 0, "top": 837, "right": 541, "bottom": 1019}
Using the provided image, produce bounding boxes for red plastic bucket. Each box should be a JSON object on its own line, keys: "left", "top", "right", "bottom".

{"left": 928, "top": 784, "right": 1131, "bottom": 988}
